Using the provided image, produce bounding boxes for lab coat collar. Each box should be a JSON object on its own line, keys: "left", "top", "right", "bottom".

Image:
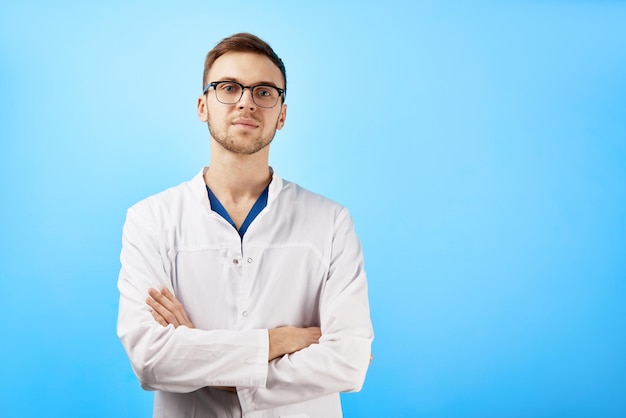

{"left": 190, "top": 166, "right": 284, "bottom": 212}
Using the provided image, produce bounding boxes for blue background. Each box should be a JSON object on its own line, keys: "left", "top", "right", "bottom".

{"left": 1, "top": 1, "right": 625, "bottom": 417}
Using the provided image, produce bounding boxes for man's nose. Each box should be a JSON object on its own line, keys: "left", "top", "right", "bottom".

{"left": 238, "top": 88, "right": 256, "bottom": 110}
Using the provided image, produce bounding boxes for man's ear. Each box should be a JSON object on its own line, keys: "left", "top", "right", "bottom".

{"left": 197, "top": 95, "right": 208, "bottom": 122}
{"left": 276, "top": 103, "right": 287, "bottom": 130}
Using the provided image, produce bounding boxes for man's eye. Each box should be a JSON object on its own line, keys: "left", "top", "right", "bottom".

{"left": 220, "top": 83, "right": 239, "bottom": 93}
{"left": 255, "top": 88, "right": 273, "bottom": 97}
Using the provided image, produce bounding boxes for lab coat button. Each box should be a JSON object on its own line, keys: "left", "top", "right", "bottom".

{"left": 232, "top": 259, "right": 239, "bottom": 265}
{"left": 242, "top": 310, "right": 248, "bottom": 317}
{"left": 247, "top": 258, "right": 253, "bottom": 263}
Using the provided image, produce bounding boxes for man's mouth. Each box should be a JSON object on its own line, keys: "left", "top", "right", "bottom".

{"left": 232, "top": 118, "right": 259, "bottom": 129}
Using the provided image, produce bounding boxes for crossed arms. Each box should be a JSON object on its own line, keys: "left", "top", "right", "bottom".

{"left": 147, "top": 287, "right": 322, "bottom": 362}
{"left": 146, "top": 287, "right": 372, "bottom": 395}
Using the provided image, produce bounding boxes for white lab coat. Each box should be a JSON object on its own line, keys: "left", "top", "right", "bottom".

{"left": 117, "top": 167, "right": 373, "bottom": 417}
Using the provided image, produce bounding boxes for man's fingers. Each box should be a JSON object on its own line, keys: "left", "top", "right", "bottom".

{"left": 151, "top": 308, "right": 169, "bottom": 327}
{"left": 147, "top": 288, "right": 181, "bottom": 327}
{"left": 149, "top": 287, "right": 174, "bottom": 308}
{"left": 161, "top": 287, "right": 194, "bottom": 326}
{"left": 147, "top": 295, "right": 180, "bottom": 327}
{"left": 296, "top": 327, "right": 321, "bottom": 349}
{"left": 308, "top": 326, "right": 322, "bottom": 341}
{"left": 161, "top": 287, "right": 177, "bottom": 303}
{"left": 147, "top": 287, "right": 194, "bottom": 329}
{"left": 161, "top": 287, "right": 195, "bottom": 327}
{"left": 302, "top": 327, "right": 321, "bottom": 345}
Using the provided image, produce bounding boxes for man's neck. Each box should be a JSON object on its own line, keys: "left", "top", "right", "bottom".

{"left": 204, "top": 149, "right": 272, "bottom": 205}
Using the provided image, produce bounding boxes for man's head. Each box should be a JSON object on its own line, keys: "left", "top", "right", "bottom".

{"left": 202, "top": 33, "right": 286, "bottom": 95}
{"left": 198, "top": 33, "right": 288, "bottom": 156}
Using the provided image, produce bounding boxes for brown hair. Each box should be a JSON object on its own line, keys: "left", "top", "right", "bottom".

{"left": 202, "top": 33, "right": 287, "bottom": 94}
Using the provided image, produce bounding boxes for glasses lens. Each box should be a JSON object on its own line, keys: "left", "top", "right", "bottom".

{"left": 215, "top": 82, "right": 242, "bottom": 104}
{"left": 213, "top": 82, "right": 281, "bottom": 108}
{"left": 252, "top": 86, "right": 279, "bottom": 108}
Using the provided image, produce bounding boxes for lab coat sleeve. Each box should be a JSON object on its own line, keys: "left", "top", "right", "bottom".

{"left": 237, "top": 207, "right": 374, "bottom": 412}
{"left": 117, "top": 204, "right": 269, "bottom": 393}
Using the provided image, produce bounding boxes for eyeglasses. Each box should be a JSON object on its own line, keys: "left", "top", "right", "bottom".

{"left": 203, "top": 81, "right": 285, "bottom": 108}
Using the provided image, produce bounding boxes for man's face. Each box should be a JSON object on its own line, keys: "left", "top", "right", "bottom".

{"left": 198, "top": 52, "right": 287, "bottom": 155}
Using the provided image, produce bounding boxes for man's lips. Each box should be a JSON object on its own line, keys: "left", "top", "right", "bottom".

{"left": 232, "top": 119, "right": 259, "bottom": 129}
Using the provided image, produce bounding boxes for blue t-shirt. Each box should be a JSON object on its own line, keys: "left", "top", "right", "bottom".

{"left": 206, "top": 185, "right": 269, "bottom": 238}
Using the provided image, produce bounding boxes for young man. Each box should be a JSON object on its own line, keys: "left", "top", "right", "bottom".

{"left": 117, "top": 33, "right": 373, "bottom": 418}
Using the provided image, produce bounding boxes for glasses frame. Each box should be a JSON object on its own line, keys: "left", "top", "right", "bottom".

{"left": 203, "top": 81, "right": 286, "bottom": 108}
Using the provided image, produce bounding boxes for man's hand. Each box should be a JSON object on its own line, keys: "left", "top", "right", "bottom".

{"left": 268, "top": 326, "right": 321, "bottom": 361}
{"left": 147, "top": 287, "right": 195, "bottom": 328}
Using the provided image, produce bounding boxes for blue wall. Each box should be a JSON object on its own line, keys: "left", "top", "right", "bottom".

{"left": 1, "top": 1, "right": 625, "bottom": 417}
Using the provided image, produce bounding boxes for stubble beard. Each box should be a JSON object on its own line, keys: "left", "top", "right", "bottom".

{"left": 208, "top": 114, "right": 278, "bottom": 156}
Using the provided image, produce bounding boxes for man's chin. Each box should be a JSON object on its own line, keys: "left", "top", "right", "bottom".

{"left": 211, "top": 132, "right": 275, "bottom": 156}
{"left": 217, "top": 140, "right": 273, "bottom": 156}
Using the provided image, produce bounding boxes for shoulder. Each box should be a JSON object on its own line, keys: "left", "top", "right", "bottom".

{"left": 279, "top": 179, "right": 344, "bottom": 210}
{"left": 131, "top": 180, "right": 187, "bottom": 208}
{"left": 273, "top": 178, "right": 353, "bottom": 227}
{"left": 126, "top": 174, "right": 201, "bottom": 223}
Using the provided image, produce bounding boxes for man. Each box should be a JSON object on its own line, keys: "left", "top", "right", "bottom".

{"left": 117, "top": 32, "right": 373, "bottom": 418}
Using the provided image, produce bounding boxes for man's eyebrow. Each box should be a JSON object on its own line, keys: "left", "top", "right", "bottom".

{"left": 215, "top": 77, "right": 241, "bottom": 83}
{"left": 254, "top": 81, "right": 282, "bottom": 88}
{"left": 216, "top": 77, "right": 282, "bottom": 88}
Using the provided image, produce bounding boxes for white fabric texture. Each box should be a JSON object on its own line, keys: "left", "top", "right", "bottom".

{"left": 117, "top": 167, "right": 373, "bottom": 418}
